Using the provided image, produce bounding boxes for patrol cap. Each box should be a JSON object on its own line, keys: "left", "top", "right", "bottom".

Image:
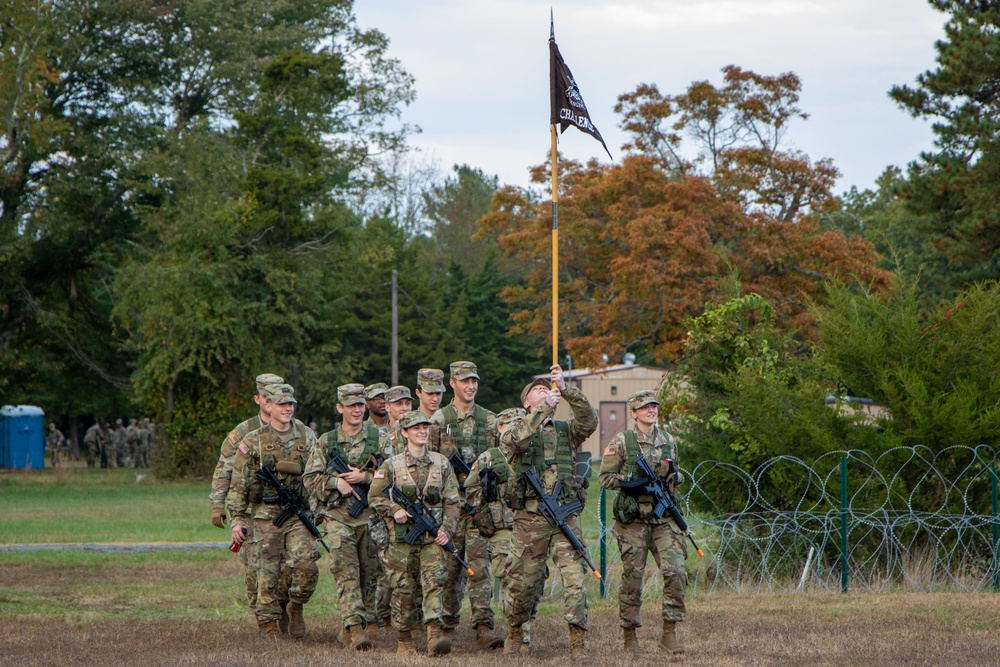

{"left": 365, "top": 382, "right": 389, "bottom": 400}
{"left": 520, "top": 377, "right": 551, "bottom": 405}
{"left": 399, "top": 410, "right": 432, "bottom": 430}
{"left": 115, "top": 418, "right": 123, "bottom": 425}
{"left": 255, "top": 373, "right": 284, "bottom": 394}
{"left": 628, "top": 390, "right": 660, "bottom": 411}
{"left": 337, "top": 383, "right": 366, "bottom": 406}
{"left": 497, "top": 407, "right": 526, "bottom": 426}
{"left": 385, "top": 385, "right": 413, "bottom": 403}
{"left": 450, "top": 361, "right": 479, "bottom": 381}
{"left": 416, "top": 368, "right": 446, "bottom": 393}
{"left": 264, "top": 383, "right": 297, "bottom": 405}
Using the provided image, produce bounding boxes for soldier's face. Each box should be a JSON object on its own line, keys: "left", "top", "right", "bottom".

{"left": 337, "top": 402, "right": 365, "bottom": 426}
{"left": 451, "top": 377, "right": 478, "bottom": 403}
{"left": 524, "top": 384, "right": 550, "bottom": 410}
{"left": 416, "top": 388, "right": 443, "bottom": 414}
{"left": 387, "top": 398, "right": 412, "bottom": 422}
{"left": 403, "top": 423, "right": 430, "bottom": 446}
{"left": 633, "top": 404, "right": 659, "bottom": 427}
{"left": 268, "top": 400, "right": 295, "bottom": 427}
{"left": 366, "top": 396, "right": 387, "bottom": 417}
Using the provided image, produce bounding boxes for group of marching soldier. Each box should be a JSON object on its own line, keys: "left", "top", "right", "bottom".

{"left": 47, "top": 417, "right": 157, "bottom": 469}
{"left": 209, "top": 361, "right": 692, "bottom": 658}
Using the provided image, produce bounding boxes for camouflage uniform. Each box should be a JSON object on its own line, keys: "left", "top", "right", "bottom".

{"left": 599, "top": 391, "right": 688, "bottom": 636}
{"left": 369, "top": 411, "right": 460, "bottom": 642}
{"left": 83, "top": 422, "right": 104, "bottom": 468}
{"left": 464, "top": 407, "right": 535, "bottom": 646}
{"left": 124, "top": 419, "right": 141, "bottom": 468}
{"left": 501, "top": 379, "right": 598, "bottom": 637}
{"left": 46, "top": 425, "right": 64, "bottom": 467}
{"left": 303, "top": 384, "right": 390, "bottom": 641}
{"left": 227, "top": 385, "right": 321, "bottom": 630}
{"left": 428, "top": 361, "right": 500, "bottom": 635}
{"left": 111, "top": 420, "right": 126, "bottom": 467}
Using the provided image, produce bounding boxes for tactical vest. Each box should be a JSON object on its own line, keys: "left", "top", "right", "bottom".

{"left": 613, "top": 430, "right": 671, "bottom": 524}
{"left": 391, "top": 451, "right": 448, "bottom": 543}
{"left": 326, "top": 424, "right": 382, "bottom": 469}
{"left": 441, "top": 403, "right": 491, "bottom": 463}
{"left": 256, "top": 423, "right": 312, "bottom": 503}
{"left": 507, "top": 420, "right": 578, "bottom": 508}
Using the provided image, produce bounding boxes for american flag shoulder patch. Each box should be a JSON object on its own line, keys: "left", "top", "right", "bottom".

{"left": 228, "top": 431, "right": 239, "bottom": 444}
{"left": 373, "top": 470, "right": 386, "bottom": 479}
{"left": 238, "top": 442, "right": 249, "bottom": 455}
{"left": 604, "top": 447, "right": 616, "bottom": 456}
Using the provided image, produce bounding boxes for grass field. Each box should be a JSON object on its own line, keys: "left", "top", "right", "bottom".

{"left": 4, "top": 464, "right": 1000, "bottom": 665}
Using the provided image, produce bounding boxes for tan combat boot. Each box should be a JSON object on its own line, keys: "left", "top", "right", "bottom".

{"left": 278, "top": 602, "right": 289, "bottom": 635}
{"left": 569, "top": 623, "right": 586, "bottom": 660}
{"left": 426, "top": 622, "right": 452, "bottom": 656}
{"left": 286, "top": 601, "right": 305, "bottom": 638}
{"left": 258, "top": 620, "right": 279, "bottom": 640}
{"left": 347, "top": 624, "right": 374, "bottom": 651}
{"left": 475, "top": 624, "right": 505, "bottom": 650}
{"left": 504, "top": 625, "right": 524, "bottom": 656}
{"left": 660, "top": 620, "right": 684, "bottom": 655}
{"left": 397, "top": 630, "right": 417, "bottom": 655}
{"left": 624, "top": 627, "right": 639, "bottom": 652}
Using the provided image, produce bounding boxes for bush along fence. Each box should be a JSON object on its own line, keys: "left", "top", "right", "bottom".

{"left": 563, "top": 445, "right": 1000, "bottom": 599}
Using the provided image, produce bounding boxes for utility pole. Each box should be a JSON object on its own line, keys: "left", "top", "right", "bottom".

{"left": 391, "top": 269, "right": 399, "bottom": 385}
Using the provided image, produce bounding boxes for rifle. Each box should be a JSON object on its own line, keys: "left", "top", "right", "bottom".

{"left": 448, "top": 451, "right": 472, "bottom": 490}
{"left": 327, "top": 454, "right": 369, "bottom": 518}
{"left": 256, "top": 465, "right": 331, "bottom": 553}
{"left": 520, "top": 465, "right": 601, "bottom": 579}
{"left": 634, "top": 455, "right": 704, "bottom": 557}
{"left": 385, "top": 482, "right": 474, "bottom": 576}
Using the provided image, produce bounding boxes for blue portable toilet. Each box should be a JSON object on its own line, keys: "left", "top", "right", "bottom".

{"left": 0, "top": 405, "right": 46, "bottom": 469}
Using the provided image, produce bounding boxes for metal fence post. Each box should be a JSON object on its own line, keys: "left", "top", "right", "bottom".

{"left": 599, "top": 486, "right": 607, "bottom": 597}
{"left": 840, "top": 455, "right": 849, "bottom": 593}
{"left": 992, "top": 467, "right": 999, "bottom": 592}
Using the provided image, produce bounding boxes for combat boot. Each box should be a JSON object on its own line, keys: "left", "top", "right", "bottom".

{"left": 397, "top": 630, "right": 417, "bottom": 655}
{"left": 286, "top": 601, "right": 305, "bottom": 638}
{"left": 475, "top": 624, "right": 505, "bottom": 650}
{"left": 569, "top": 623, "right": 586, "bottom": 661}
{"left": 347, "top": 624, "right": 374, "bottom": 651}
{"left": 504, "top": 625, "right": 523, "bottom": 656}
{"left": 660, "top": 620, "right": 684, "bottom": 655}
{"left": 426, "top": 622, "right": 452, "bottom": 656}
{"left": 278, "top": 602, "right": 289, "bottom": 635}
{"left": 624, "top": 627, "right": 638, "bottom": 652}
{"left": 258, "top": 620, "right": 279, "bottom": 640}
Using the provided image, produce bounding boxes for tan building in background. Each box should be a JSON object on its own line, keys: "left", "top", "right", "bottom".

{"left": 536, "top": 363, "right": 669, "bottom": 462}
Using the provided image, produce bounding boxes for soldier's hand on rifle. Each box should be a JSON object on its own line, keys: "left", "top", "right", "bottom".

{"left": 545, "top": 387, "right": 562, "bottom": 409}
{"left": 394, "top": 508, "right": 411, "bottom": 524}
{"left": 434, "top": 530, "right": 450, "bottom": 547}
{"left": 339, "top": 466, "right": 367, "bottom": 485}
{"left": 550, "top": 364, "right": 567, "bottom": 390}
{"left": 336, "top": 477, "right": 361, "bottom": 500}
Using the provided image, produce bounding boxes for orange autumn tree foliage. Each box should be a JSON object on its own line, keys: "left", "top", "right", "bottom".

{"left": 480, "top": 66, "right": 891, "bottom": 367}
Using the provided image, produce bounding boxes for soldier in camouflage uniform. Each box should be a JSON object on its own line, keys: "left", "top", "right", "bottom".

{"left": 124, "top": 418, "right": 141, "bottom": 468}
{"left": 383, "top": 385, "right": 412, "bottom": 453}
{"left": 46, "top": 423, "right": 65, "bottom": 467}
{"left": 428, "top": 361, "right": 504, "bottom": 650}
{"left": 370, "top": 410, "right": 461, "bottom": 656}
{"left": 304, "top": 383, "right": 391, "bottom": 651}
{"left": 228, "top": 384, "right": 321, "bottom": 639}
{"left": 599, "top": 390, "right": 687, "bottom": 655}
{"left": 210, "top": 373, "right": 285, "bottom": 618}
{"left": 111, "top": 419, "right": 126, "bottom": 468}
{"left": 500, "top": 364, "right": 599, "bottom": 658}
{"left": 415, "top": 368, "right": 445, "bottom": 419}
{"left": 364, "top": 383, "right": 390, "bottom": 429}
{"left": 464, "top": 407, "right": 536, "bottom": 649}
{"left": 83, "top": 421, "right": 105, "bottom": 468}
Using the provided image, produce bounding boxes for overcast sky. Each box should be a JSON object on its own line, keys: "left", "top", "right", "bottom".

{"left": 354, "top": 1, "right": 945, "bottom": 195}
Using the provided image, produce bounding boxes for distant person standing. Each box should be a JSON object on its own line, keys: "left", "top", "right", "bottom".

{"left": 111, "top": 419, "right": 126, "bottom": 467}
{"left": 46, "top": 423, "right": 65, "bottom": 467}
{"left": 83, "top": 421, "right": 105, "bottom": 468}
{"left": 599, "top": 390, "right": 688, "bottom": 656}
{"left": 124, "top": 418, "right": 141, "bottom": 468}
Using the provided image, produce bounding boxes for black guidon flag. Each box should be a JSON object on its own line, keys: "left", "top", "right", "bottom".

{"left": 549, "top": 38, "right": 612, "bottom": 159}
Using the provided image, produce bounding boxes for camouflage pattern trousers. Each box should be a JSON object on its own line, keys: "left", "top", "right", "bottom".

{"left": 240, "top": 525, "right": 288, "bottom": 612}
{"left": 250, "top": 517, "right": 320, "bottom": 623}
{"left": 506, "top": 509, "right": 589, "bottom": 630}
{"left": 613, "top": 520, "right": 688, "bottom": 627}
{"left": 489, "top": 527, "right": 533, "bottom": 644}
{"left": 326, "top": 520, "right": 378, "bottom": 629}
{"left": 384, "top": 540, "right": 448, "bottom": 633}
{"left": 441, "top": 511, "right": 494, "bottom": 629}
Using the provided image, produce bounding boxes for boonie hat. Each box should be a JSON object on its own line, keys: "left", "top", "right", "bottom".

{"left": 337, "top": 383, "right": 366, "bottom": 406}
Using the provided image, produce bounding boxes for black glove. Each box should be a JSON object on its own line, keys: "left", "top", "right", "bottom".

{"left": 619, "top": 477, "right": 651, "bottom": 498}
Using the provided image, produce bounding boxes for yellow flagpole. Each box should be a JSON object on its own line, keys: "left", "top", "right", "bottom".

{"left": 550, "top": 123, "right": 559, "bottom": 369}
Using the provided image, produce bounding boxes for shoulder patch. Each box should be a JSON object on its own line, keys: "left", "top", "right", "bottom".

{"left": 238, "top": 442, "right": 249, "bottom": 455}
{"left": 374, "top": 470, "right": 386, "bottom": 479}
{"left": 228, "top": 431, "right": 239, "bottom": 444}
{"left": 604, "top": 447, "right": 616, "bottom": 456}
